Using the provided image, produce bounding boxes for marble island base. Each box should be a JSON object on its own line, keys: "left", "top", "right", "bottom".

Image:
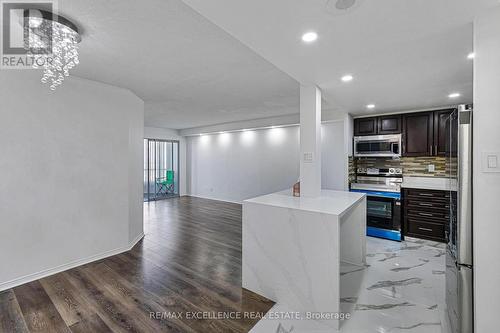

{"left": 242, "top": 190, "right": 367, "bottom": 331}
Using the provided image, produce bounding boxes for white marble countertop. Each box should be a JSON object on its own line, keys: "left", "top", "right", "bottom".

{"left": 402, "top": 176, "right": 458, "bottom": 191}
{"left": 244, "top": 189, "right": 365, "bottom": 216}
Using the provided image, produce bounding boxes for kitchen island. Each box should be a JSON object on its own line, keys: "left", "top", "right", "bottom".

{"left": 242, "top": 189, "right": 366, "bottom": 331}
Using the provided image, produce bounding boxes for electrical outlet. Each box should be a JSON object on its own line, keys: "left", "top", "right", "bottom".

{"left": 428, "top": 164, "right": 435, "bottom": 172}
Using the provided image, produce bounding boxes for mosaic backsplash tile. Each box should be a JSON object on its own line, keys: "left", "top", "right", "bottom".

{"left": 348, "top": 156, "right": 356, "bottom": 183}
{"left": 402, "top": 156, "right": 457, "bottom": 177}
{"left": 354, "top": 157, "right": 401, "bottom": 170}
{"left": 353, "top": 156, "right": 457, "bottom": 178}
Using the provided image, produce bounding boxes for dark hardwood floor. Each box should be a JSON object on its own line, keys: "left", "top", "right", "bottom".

{"left": 0, "top": 197, "right": 274, "bottom": 333}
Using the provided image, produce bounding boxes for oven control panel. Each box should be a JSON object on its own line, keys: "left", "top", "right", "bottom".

{"left": 356, "top": 168, "right": 402, "bottom": 176}
{"left": 388, "top": 168, "right": 403, "bottom": 175}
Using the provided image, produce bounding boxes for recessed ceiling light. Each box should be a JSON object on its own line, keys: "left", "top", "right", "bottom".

{"left": 341, "top": 74, "right": 353, "bottom": 82}
{"left": 467, "top": 52, "right": 475, "bottom": 60}
{"left": 335, "top": 0, "right": 357, "bottom": 10}
{"left": 366, "top": 104, "right": 375, "bottom": 109}
{"left": 448, "top": 93, "right": 461, "bottom": 99}
{"left": 302, "top": 32, "right": 318, "bottom": 43}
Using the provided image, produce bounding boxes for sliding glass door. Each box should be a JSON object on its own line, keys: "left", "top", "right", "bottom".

{"left": 144, "top": 139, "right": 180, "bottom": 202}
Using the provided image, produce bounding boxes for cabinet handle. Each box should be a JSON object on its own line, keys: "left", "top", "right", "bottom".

{"left": 419, "top": 202, "right": 433, "bottom": 207}
{"left": 430, "top": 145, "right": 433, "bottom": 155}
{"left": 418, "top": 212, "right": 434, "bottom": 217}
{"left": 435, "top": 145, "right": 438, "bottom": 156}
{"left": 418, "top": 193, "right": 434, "bottom": 197}
{"left": 418, "top": 227, "right": 433, "bottom": 232}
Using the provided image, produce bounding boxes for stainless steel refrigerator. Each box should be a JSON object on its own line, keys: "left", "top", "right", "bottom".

{"left": 445, "top": 104, "right": 473, "bottom": 333}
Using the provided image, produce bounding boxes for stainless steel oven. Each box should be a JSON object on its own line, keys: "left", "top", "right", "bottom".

{"left": 366, "top": 194, "right": 401, "bottom": 233}
{"left": 354, "top": 134, "right": 402, "bottom": 157}
{"left": 349, "top": 190, "right": 402, "bottom": 241}
{"left": 350, "top": 168, "right": 403, "bottom": 241}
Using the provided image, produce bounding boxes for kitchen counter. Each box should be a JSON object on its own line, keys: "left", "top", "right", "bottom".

{"left": 402, "top": 176, "right": 457, "bottom": 191}
{"left": 243, "top": 189, "right": 366, "bottom": 331}
{"left": 244, "top": 189, "right": 366, "bottom": 216}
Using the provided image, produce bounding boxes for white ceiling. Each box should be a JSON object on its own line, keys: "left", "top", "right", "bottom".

{"left": 55, "top": 0, "right": 499, "bottom": 129}
{"left": 182, "top": 0, "right": 499, "bottom": 116}
{"left": 58, "top": 0, "right": 299, "bottom": 129}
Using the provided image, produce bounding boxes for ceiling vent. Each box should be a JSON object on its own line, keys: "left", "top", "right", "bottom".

{"left": 326, "top": 0, "right": 364, "bottom": 16}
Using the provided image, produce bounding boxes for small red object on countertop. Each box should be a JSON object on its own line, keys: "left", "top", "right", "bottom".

{"left": 293, "top": 182, "right": 300, "bottom": 197}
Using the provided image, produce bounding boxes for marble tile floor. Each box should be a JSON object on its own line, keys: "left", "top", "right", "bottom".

{"left": 250, "top": 236, "right": 447, "bottom": 333}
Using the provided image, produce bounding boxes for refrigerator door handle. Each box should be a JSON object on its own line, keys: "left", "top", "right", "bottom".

{"left": 458, "top": 265, "right": 474, "bottom": 333}
{"left": 458, "top": 108, "right": 473, "bottom": 266}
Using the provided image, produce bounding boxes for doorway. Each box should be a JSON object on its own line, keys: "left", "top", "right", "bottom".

{"left": 144, "top": 139, "right": 180, "bottom": 202}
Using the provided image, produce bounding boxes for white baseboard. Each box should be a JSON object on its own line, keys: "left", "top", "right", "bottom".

{"left": 129, "top": 232, "right": 145, "bottom": 248}
{"left": 187, "top": 194, "right": 242, "bottom": 205}
{"left": 0, "top": 232, "right": 145, "bottom": 292}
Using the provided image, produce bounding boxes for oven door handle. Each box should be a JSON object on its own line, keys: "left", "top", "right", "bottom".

{"left": 366, "top": 194, "right": 401, "bottom": 199}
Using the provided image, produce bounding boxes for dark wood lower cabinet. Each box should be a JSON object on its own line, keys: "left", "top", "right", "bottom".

{"left": 403, "top": 188, "right": 453, "bottom": 242}
{"left": 406, "top": 218, "right": 445, "bottom": 240}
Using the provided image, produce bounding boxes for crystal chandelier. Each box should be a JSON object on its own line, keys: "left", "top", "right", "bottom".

{"left": 23, "top": 9, "right": 81, "bottom": 91}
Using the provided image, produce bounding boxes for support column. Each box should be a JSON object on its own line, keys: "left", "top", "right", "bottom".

{"left": 473, "top": 7, "right": 500, "bottom": 332}
{"left": 299, "top": 85, "right": 322, "bottom": 197}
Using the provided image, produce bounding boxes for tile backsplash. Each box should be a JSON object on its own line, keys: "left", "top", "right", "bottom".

{"left": 354, "top": 157, "right": 401, "bottom": 170}
{"left": 402, "top": 156, "right": 454, "bottom": 177}
{"left": 354, "top": 156, "right": 457, "bottom": 177}
{"left": 348, "top": 156, "right": 355, "bottom": 183}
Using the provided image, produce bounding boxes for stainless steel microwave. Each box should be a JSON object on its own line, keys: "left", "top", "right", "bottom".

{"left": 354, "top": 134, "right": 401, "bottom": 157}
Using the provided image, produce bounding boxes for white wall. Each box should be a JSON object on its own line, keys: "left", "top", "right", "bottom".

{"left": 473, "top": 7, "right": 500, "bottom": 332}
{"left": 0, "top": 71, "right": 144, "bottom": 290}
{"left": 144, "top": 127, "right": 187, "bottom": 196}
{"left": 187, "top": 122, "right": 347, "bottom": 203}
{"left": 322, "top": 120, "right": 348, "bottom": 191}
{"left": 187, "top": 126, "right": 300, "bottom": 203}
{"left": 344, "top": 114, "right": 354, "bottom": 158}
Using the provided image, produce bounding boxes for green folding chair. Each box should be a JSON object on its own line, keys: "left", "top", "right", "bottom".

{"left": 156, "top": 170, "right": 175, "bottom": 195}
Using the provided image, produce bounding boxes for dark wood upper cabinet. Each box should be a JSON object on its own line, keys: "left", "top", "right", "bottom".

{"left": 434, "top": 109, "right": 455, "bottom": 156}
{"left": 402, "top": 112, "right": 434, "bottom": 156}
{"left": 354, "top": 117, "right": 377, "bottom": 136}
{"left": 378, "top": 115, "right": 402, "bottom": 135}
{"left": 356, "top": 109, "right": 455, "bottom": 156}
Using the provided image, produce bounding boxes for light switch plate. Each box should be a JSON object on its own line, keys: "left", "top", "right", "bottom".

{"left": 303, "top": 152, "right": 314, "bottom": 163}
{"left": 482, "top": 152, "right": 500, "bottom": 173}
{"left": 428, "top": 164, "right": 435, "bottom": 172}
